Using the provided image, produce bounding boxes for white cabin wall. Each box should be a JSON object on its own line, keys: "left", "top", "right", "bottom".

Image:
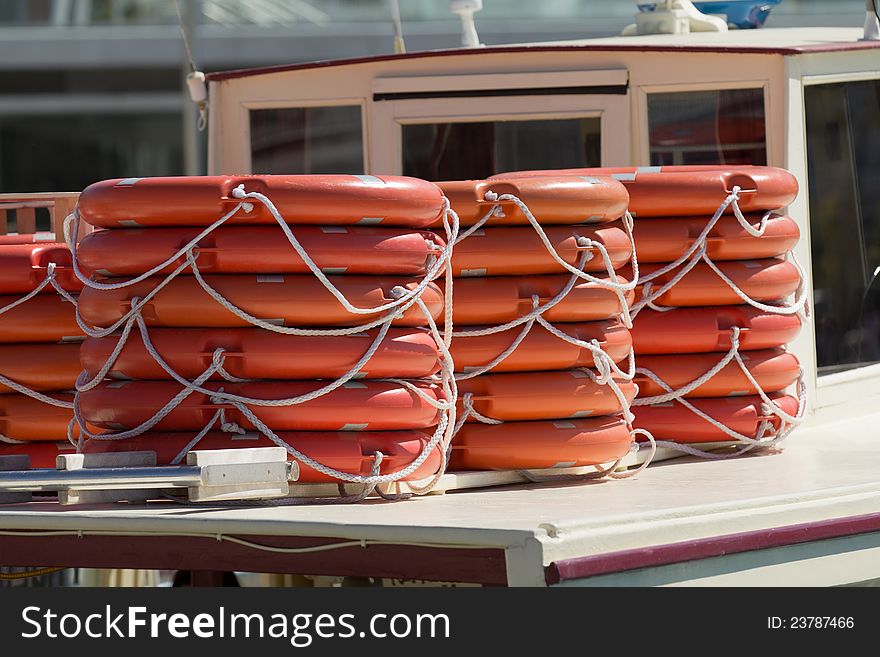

{"left": 208, "top": 49, "right": 786, "bottom": 173}
{"left": 781, "top": 55, "right": 819, "bottom": 422}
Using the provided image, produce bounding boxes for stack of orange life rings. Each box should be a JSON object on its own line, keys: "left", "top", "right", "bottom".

{"left": 437, "top": 177, "right": 640, "bottom": 472}
{"left": 497, "top": 165, "right": 806, "bottom": 452}
{"left": 68, "top": 174, "right": 458, "bottom": 489}
{"left": 0, "top": 242, "right": 84, "bottom": 467}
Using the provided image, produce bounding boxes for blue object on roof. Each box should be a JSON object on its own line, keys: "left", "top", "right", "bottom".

{"left": 636, "top": 1, "right": 783, "bottom": 29}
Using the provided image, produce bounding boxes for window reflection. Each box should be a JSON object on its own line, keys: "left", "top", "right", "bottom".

{"left": 250, "top": 106, "right": 364, "bottom": 175}
{"left": 648, "top": 88, "right": 766, "bottom": 166}
{"left": 402, "top": 118, "right": 601, "bottom": 181}
{"left": 806, "top": 79, "right": 880, "bottom": 373}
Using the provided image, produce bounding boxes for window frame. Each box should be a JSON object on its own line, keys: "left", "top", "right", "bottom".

{"left": 370, "top": 93, "right": 631, "bottom": 174}
{"left": 801, "top": 72, "right": 880, "bottom": 408}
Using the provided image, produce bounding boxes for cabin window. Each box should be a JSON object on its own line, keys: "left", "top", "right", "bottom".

{"left": 249, "top": 106, "right": 364, "bottom": 175}
{"left": 805, "top": 79, "right": 880, "bottom": 375}
{"left": 647, "top": 88, "right": 767, "bottom": 166}
{"left": 401, "top": 118, "right": 601, "bottom": 181}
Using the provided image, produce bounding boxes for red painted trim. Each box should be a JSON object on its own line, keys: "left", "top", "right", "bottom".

{"left": 545, "top": 511, "right": 880, "bottom": 584}
{"left": 0, "top": 532, "right": 507, "bottom": 585}
{"left": 206, "top": 41, "right": 880, "bottom": 83}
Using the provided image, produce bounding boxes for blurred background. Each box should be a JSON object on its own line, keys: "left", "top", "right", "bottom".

{"left": 0, "top": 0, "right": 867, "bottom": 192}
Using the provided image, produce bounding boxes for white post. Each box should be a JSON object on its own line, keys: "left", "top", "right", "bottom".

{"left": 449, "top": 0, "right": 484, "bottom": 48}
{"left": 181, "top": 0, "right": 203, "bottom": 176}
{"left": 863, "top": 0, "right": 880, "bottom": 40}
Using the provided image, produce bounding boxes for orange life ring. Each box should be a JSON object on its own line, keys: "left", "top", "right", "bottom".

{"left": 0, "top": 244, "right": 82, "bottom": 294}
{"left": 435, "top": 177, "right": 628, "bottom": 227}
{"left": 449, "top": 417, "right": 632, "bottom": 471}
{"left": 77, "top": 175, "right": 446, "bottom": 229}
{"left": 631, "top": 307, "right": 802, "bottom": 354}
{"left": 451, "top": 320, "right": 631, "bottom": 373}
{"left": 451, "top": 274, "right": 633, "bottom": 325}
{"left": 633, "top": 394, "right": 799, "bottom": 443}
{"left": 78, "top": 380, "right": 443, "bottom": 432}
{"left": 0, "top": 441, "right": 76, "bottom": 468}
{"left": 0, "top": 295, "right": 82, "bottom": 343}
{"left": 0, "top": 343, "right": 81, "bottom": 393}
{"left": 634, "top": 214, "right": 799, "bottom": 263}
{"left": 0, "top": 393, "right": 74, "bottom": 442}
{"left": 630, "top": 258, "right": 801, "bottom": 307}
{"left": 492, "top": 165, "right": 798, "bottom": 216}
{"left": 76, "top": 226, "right": 445, "bottom": 277}
{"left": 458, "top": 370, "right": 636, "bottom": 422}
{"left": 81, "top": 430, "right": 442, "bottom": 483}
{"left": 78, "top": 275, "right": 444, "bottom": 329}
{"left": 445, "top": 223, "right": 631, "bottom": 276}
{"left": 81, "top": 327, "right": 440, "bottom": 381}
{"left": 635, "top": 348, "right": 800, "bottom": 398}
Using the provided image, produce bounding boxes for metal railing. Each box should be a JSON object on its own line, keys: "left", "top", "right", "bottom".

{"left": 0, "top": 192, "right": 82, "bottom": 242}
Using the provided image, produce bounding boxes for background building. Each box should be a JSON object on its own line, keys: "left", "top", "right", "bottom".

{"left": 0, "top": 0, "right": 867, "bottom": 192}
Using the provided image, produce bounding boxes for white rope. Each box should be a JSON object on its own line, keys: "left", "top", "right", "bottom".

{"left": 0, "top": 263, "right": 78, "bottom": 410}
{"left": 451, "top": 252, "right": 592, "bottom": 339}
{"left": 633, "top": 327, "right": 745, "bottom": 406}
{"left": 0, "top": 370, "right": 73, "bottom": 409}
{"left": 453, "top": 301, "right": 539, "bottom": 380}
{"left": 631, "top": 187, "right": 808, "bottom": 320}
{"left": 517, "top": 428, "right": 657, "bottom": 483}
{"left": 0, "top": 433, "right": 26, "bottom": 445}
{"left": 481, "top": 192, "right": 639, "bottom": 293}
{"left": 481, "top": 191, "right": 637, "bottom": 328}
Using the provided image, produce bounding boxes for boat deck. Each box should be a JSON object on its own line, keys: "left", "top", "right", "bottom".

{"left": 1, "top": 410, "right": 879, "bottom": 586}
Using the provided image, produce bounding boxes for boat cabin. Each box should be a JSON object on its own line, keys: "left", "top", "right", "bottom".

{"left": 206, "top": 26, "right": 880, "bottom": 429}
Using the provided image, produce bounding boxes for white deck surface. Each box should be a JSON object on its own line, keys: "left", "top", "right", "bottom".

{"left": 1, "top": 408, "right": 879, "bottom": 585}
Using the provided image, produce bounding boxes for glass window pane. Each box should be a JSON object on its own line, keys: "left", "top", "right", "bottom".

{"left": 648, "top": 88, "right": 766, "bottom": 166}
{"left": 250, "top": 106, "right": 364, "bottom": 175}
{"left": 402, "top": 117, "right": 601, "bottom": 181}
{"left": 0, "top": 113, "right": 181, "bottom": 193}
{"left": 805, "top": 79, "right": 880, "bottom": 374}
